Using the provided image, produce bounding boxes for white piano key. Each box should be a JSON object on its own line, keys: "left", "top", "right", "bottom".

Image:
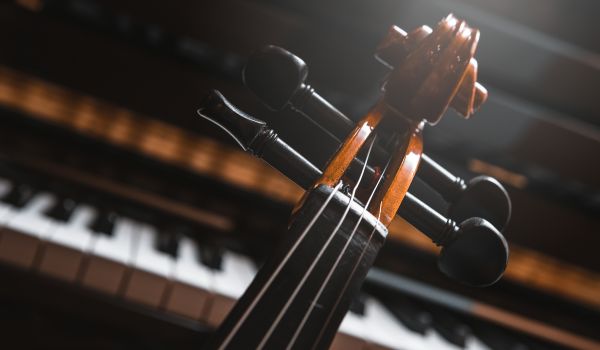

{"left": 333, "top": 309, "right": 368, "bottom": 350}
{"left": 0, "top": 193, "right": 57, "bottom": 268}
{"left": 423, "top": 328, "right": 463, "bottom": 350}
{"left": 165, "top": 237, "right": 214, "bottom": 320}
{"left": 207, "top": 251, "right": 256, "bottom": 326}
{"left": 124, "top": 224, "right": 175, "bottom": 307}
{"left": 0, "top": 178, "right": 12, "bottom": 199}
{"left": 0, "top": 205, "right": 11, "bottom": 228}
{"left": 81, "top": 217, "right": 141, "bottom": 295}
{"left": 38, "top": 205, "right": 97, "bottom": 281}
{"left": 363, "top": 298, "right": 429, "bottom": 350}
{"left": 465, "top": 336, "right": 491, "bottom": 350}
{"left": 0, "top": 179, "right": 15, "bottom": 226}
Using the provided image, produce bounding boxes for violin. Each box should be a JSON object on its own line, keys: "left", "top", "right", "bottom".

{"left": 197, "top": 14, "right": 510, "bottom": 350}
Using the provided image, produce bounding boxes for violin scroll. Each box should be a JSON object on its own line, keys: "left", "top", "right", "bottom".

{"left": 376, "top": 14, "right": 488, "bottom": 124}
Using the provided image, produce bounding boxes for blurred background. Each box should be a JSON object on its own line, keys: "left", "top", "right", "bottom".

{"left": 0, "top": 0, "right": 598, "bottom": 349}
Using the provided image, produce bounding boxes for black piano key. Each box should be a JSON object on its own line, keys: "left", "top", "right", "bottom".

{"left": 155, "top": 231, "right": 180, "bottom": 259}
{"left": 386, "top": 299, "right": 433, "bottom": 335}
{"left": 89, "top": 210, "right": 117, "bottom": 236}
{"left": 474, "top": 325, "right": 530, "bottom": 350}
{"left": 1, "top": 183, "right": 34, "bottom": 208}
{"left": 199, "top": 245, "right": 223, "bottom": 271}
{"left": 428, "top": 306, "right": 472, "bottom": 347}
{"left": 348, "top": 293, "right": 367, "bottom": 316}
{"left": 45, "top": 197, "right": 77, "bottom": 222}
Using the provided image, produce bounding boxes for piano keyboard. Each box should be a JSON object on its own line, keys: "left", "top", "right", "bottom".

{"left": 0, "top": 177, "right": 542, "bottom": 350}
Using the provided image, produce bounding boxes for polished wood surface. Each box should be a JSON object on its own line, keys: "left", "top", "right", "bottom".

{"left": 315, "top": 103, "right": 382, "bottom": 189}
{"left": 375, "top": 24, "right": 487, "bottom": 119}
{"left": 377, "top": 15, "right": 486, "bottom": 125}
{"left": 368, "top": 128, "right": 422, "bottom": 226}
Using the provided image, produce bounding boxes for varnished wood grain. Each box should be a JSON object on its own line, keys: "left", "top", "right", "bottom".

{"left": 368, "top": 126, "right": 422, "bottom": 226}
{"left": 315, "top": 102, "right": 383, "bottom": 188}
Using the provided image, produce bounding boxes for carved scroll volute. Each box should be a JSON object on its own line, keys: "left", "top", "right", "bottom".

{"left": 376, "top": 14, "right": 488, "bottom": 125}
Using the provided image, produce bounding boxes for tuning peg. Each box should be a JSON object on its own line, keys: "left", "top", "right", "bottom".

{"left": 199, "top": 89, "right": 267, "bottom": 151}
{"left": 448, "top": 176, "right": 511, "bottom": 230}
{"left": 198, "top": 90, "right": 321, "bottom": 190}
{"left": 419, "top": 155, "right": 511, "bottom": 230}
{"left": 243, "top": 45, "right": 356, "bottom": 142}
{"left": 438, "top": 218, "right": 508, "bottom": 287}
{"left": 243, "top": 46, "right": 308, "bottom": 111}
{"left": 401, "top": 193, "right": 508, "bottom": 287}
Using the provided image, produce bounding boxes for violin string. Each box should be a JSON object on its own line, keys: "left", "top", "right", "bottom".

{"left": 218, "top": 181, "right": 344, "bottom": 350}
{"left": 294, "top": 108, "right": 343, "bottom": 144}
{"left": 310, "top": 136, "right": 397, "bottom": 350}
{"left": 311, "top": 172, "right": 390, "bottom": 350}
{"left": 257, "top": 136, "right": 377, "bottom": 349}
{"left": 311, "top": 204, "right": 383, "bottom": 350}
{"left": 285, "top": 135, "right": 378, "bottom": 349}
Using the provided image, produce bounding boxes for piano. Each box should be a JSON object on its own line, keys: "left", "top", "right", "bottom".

{"left": 0, "top": 0, "right": 599, "bottom": 349}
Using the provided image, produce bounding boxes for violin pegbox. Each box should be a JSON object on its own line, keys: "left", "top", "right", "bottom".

{"left": 375, "top": 14, "right": 488, "bottom": 124}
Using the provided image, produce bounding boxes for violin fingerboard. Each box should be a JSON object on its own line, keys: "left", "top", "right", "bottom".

{"left": 208, "top": 184, "right": 388, "bottom": 350}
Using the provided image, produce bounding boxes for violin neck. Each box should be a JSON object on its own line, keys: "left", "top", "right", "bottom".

{"left": 207, "top": 184, "right": 388, "bottom": 350}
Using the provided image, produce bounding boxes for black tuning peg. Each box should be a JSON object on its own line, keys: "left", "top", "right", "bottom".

{"left": 420, "top": 156, "right": 511, "bottom": 230}
{"left": 197, "top": 91, "right": 509, "bottom": 287}
{"left": 438, "top": 218, "right": 508, "bottom": 287}
{"left": 199, "top": 90, "right": 321, "bottom": 190}
{"left": 401, "top": 193, "right": 508, "bottom": 287}
{"left": 448, "top": 176, "right": 511, "bottom": 231}
{"left": 243, "top": 45, "right": 308, "bottom": 111}
{"left": 243, "top": 45, "right": 511, "bottom": 231}
{"left": 244, "top": 45, "right": 351, "bottom": 137}
{"left": 200, "top": 89, "right": 268, "bottom": 151}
